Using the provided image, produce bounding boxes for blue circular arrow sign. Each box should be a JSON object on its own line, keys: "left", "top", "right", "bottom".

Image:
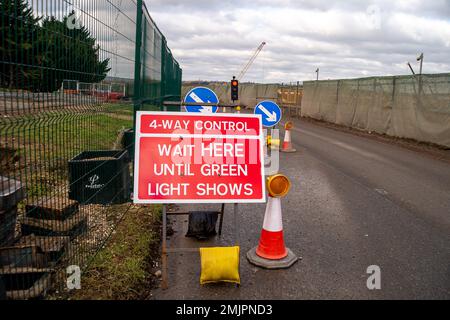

{"left": 184, "top": 87, "right": 219, "bottom": 113}
{"left": 254, "top": 100, "right": 282, "bottom": 127}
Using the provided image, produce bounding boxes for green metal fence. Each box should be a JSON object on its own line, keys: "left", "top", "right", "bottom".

{"left": 0, "top": 0, "right": 181, "bottom": 299}
{"left": 133, "top": 1, "right": 182, "bottom": 113}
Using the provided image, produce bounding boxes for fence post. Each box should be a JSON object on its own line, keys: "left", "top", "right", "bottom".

{"left": 133, "top": 0, "right": 144, "bottom": 131}
{"left": 296, "top": 81, "right": 300, "bottom": 117}
{"left": 336, "top": 80, "right": 340, "bottom": 121}
{"left": 161, "top": 36, "right": 167, "bottom": 109}
{"left": 392, "top": 76, "right": 396, "bottom": 108}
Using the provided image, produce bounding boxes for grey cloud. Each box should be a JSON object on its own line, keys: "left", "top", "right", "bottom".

{"left": 146, "top": 0, "right": 450, "bottom": 82}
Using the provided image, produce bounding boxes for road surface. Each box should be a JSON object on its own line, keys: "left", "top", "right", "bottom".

{"left": 152, "top": 118, "right": 450, "bottom": 300}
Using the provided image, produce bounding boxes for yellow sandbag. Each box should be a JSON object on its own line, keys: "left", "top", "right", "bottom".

{"left": 200, "top": 246, "right": 240, "bottom": 285}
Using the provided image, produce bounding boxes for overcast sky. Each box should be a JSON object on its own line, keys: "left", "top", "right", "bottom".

{"left": 145, "top": 0, "right": 450, "bottom": 83}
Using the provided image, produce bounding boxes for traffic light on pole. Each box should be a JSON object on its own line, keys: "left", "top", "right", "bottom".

{"left": 231, "top": 77, "right": 239, "bottom": 101}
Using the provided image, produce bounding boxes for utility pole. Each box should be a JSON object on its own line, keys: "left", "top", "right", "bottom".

{"left": 417, "top": 53, "right": 424, "bottom": 75}
{"left": 417, "top": 53, "right": 424, "bottom": 94}
{"left": 407, "top": 62, "right": 416, "bottom": 75}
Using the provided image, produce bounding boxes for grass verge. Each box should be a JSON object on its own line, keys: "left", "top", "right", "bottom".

{"left": 70, "top": 204, "right": 162, "bottom": 300}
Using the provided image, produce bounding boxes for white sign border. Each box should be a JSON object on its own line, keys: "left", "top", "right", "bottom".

{"left": 133, "top": 111, "right": 267, "bottom": 204}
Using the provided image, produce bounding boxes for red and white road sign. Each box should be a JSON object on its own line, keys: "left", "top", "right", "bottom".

{"left": 133, "top": 112, "right": 266, "bottom": 204}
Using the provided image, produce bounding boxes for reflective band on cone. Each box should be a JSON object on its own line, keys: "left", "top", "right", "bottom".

{"left": 283, "top": 130, "right": 291, "bottom": 150}
{"left": 256, "top": 197, "right": 288, "bottom": 260}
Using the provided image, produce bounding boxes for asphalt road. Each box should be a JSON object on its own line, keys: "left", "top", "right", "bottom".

{"left": 152, "top": 118, "right": 450, "bottom": 300}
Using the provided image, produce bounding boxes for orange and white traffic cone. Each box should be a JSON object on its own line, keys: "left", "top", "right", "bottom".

{"left": 256, "top": 196, "right": 287, "bottom": 260}
{"left": 281, "top": 121, "right": 296, "bottom": 153}
{"left": 247, "top": 175, "right": 298, "bottom": 269}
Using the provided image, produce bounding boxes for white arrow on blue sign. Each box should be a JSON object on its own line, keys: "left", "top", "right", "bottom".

{"left": 254, "top": 100, "right": 282, "bottom": 127}
{"left": 184, "top": 87, "right": 219, "bottom": 113}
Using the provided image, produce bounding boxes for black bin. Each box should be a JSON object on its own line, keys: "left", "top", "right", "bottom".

{"left": 0, "top": 176, "right": 25, "bottom": 212}
{"left": 68, "top": 150, "right": 131, "bottom": 205}
{"left": 1, "top": 176, "right": 25, "bottom": 246}
{"left": 0, "top": 275, "right": 6, "bottom": 300}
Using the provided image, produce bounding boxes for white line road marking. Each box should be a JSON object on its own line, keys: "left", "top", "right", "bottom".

{"left": 290, "top": 125, "right": 389, "bottom": 164}
{"left": 375, "top": 189, "right": 389, "bottom": 195}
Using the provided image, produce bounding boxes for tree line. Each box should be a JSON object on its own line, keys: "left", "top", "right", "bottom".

{"left": 0, "top": 0, "right": 110, "bottom": 92}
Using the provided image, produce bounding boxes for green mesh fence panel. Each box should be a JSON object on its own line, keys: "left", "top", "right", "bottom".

{"left": 0, "top": 0, "right": 181, "bottom": 299}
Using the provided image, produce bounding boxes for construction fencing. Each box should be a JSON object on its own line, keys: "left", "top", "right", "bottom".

{"left": 182, "top": 82, "right": 303, "bottom": 119}
{"left": 182, "top": 83, "right": 280, "bottom": 108}
{"left": 302, "top": 74, "right": 450, "bottom": 148}
{"left": 278, "top": 82, "right": 303, "bottom": 118}
{"left": 0, "top": 0, "right": 181, "bottom": 299}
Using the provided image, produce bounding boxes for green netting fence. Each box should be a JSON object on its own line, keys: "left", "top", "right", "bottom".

{"left": 0, "top": 0, "right": 181, "bottom": 299}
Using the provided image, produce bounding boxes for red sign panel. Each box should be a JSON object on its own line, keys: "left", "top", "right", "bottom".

{"left": 134, "top": 112, "right": 266, "bottom": 204}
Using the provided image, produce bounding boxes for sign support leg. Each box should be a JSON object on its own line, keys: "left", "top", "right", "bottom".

{"left": 218, "top": 203, "right": 225, "bottom": 236}
{"left": 234, "top": 203, "right": 239, "bottom": 245}
{"left": 234, "top": 203, "right": 241, "bottom": 288}
{"left": 161, "top": 204, "right": 168, "bottom": 290}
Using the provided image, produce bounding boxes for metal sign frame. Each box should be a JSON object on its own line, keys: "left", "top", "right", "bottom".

{"left": 134, "top": 104, "right": 262, "bottom": 289}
